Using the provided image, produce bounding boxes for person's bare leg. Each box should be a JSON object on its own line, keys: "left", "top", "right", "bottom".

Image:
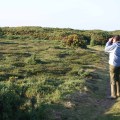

{"left": 111, "top": 84, "right": 116, "bottom": 98}
{"left": 116, "top": 81, "right": 120, "bottom": 97}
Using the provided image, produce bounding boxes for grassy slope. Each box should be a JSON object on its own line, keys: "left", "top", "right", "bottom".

{"left": 0, "top": 39, "right": 120, "bottom": 120}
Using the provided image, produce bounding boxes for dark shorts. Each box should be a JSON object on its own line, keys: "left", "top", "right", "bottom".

{"left": 109, "top": 65, "right": 120, "bottom": 84}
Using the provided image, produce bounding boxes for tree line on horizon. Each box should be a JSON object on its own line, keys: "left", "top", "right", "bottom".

{"left": 0, "top": 26, "right": 119, "bottom": 47}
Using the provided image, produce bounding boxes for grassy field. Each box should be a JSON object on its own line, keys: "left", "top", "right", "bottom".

{"left": 0, "top": 38, "right": 119, "bottom": 120}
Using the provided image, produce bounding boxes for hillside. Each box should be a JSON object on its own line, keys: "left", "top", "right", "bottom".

{"left": 0, "top": 26, "right": 117, "bottom": 47}
{"left": 0, "top": 36, "right": 120, "bottom": 119}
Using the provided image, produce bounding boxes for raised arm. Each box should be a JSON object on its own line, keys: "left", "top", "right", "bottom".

{"left": 105, "top": 38, "right": 116, "bottom": 53}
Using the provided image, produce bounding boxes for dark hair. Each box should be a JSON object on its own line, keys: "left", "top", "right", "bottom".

{"left": 113, "top": 35, "right": 120, "bottom": 41}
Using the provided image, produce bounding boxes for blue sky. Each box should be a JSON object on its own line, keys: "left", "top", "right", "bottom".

{"left": 0, "top": 0, "right": 120, "bottom": 30}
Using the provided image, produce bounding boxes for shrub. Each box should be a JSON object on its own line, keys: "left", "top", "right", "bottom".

{"left": 63, "top": 34, "right": 87, "bottom": 48}
{"left": 0, "top": 82, "right": 23, "bottom": 120}
{"left": 0, "top": 28, "right": 4, "bottom": 38}
{"left": 90, "top": 32, "right": 111, "bottom": 46}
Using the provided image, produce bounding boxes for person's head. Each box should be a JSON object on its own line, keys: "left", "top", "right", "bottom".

{"left": 112, "top": 35, "right": 120, "bottom": 43}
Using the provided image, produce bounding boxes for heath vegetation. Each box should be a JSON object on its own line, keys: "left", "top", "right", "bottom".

{"left": 0, "top": 27, "right": 120, "bottom": 120}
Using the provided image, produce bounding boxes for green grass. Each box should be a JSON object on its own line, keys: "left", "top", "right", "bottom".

{"left": 0, "top": 38, "right": 119, "bottom": 120}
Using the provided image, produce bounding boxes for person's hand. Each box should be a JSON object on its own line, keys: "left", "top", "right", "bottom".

{"left": 108, "top": 37, "right": 113, "bottom": 42}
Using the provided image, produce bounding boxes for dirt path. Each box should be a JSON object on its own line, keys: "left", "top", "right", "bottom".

{"left": 87, "top": 47, "right": 119, "bottom": 119}
{"left": 50, "top": 47, "right": 120, "bottom": 120}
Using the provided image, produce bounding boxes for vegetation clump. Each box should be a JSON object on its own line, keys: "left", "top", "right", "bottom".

{"left": 63, "top": 34, "right": 87, "bottom": 48}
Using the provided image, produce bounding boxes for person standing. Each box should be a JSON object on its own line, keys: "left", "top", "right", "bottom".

{"left": 105, "top": 35, "right": 120, "bottom": 99}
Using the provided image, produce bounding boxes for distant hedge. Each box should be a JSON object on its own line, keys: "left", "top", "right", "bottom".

{"left": 0, "top": 26, "right": 119, "bottom": 46}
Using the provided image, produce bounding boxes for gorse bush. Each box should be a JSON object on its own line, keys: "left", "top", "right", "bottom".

{"left": 0, "top": 82, "right": 40, "bottom": 120}
{"left": 90, "top": 32, "right": 111, "bottom": 46}
{"left": 63, "top": 34, "right": 87, "bottom": 48}
{"left": 0, "top": 82, "right": 23, "bottom": 120}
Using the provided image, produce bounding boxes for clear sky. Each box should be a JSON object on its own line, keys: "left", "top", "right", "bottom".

{"left": 0, "top": 0, "right": 120, "bottom": 31}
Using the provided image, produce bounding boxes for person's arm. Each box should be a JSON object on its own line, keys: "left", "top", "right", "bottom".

{"left": 105, "top": 38, "right": 116, "bottom": 53}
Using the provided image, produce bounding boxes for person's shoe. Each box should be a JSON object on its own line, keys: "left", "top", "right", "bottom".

{"left": 107, "top": 96, "right": 117, "bottom": 99}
